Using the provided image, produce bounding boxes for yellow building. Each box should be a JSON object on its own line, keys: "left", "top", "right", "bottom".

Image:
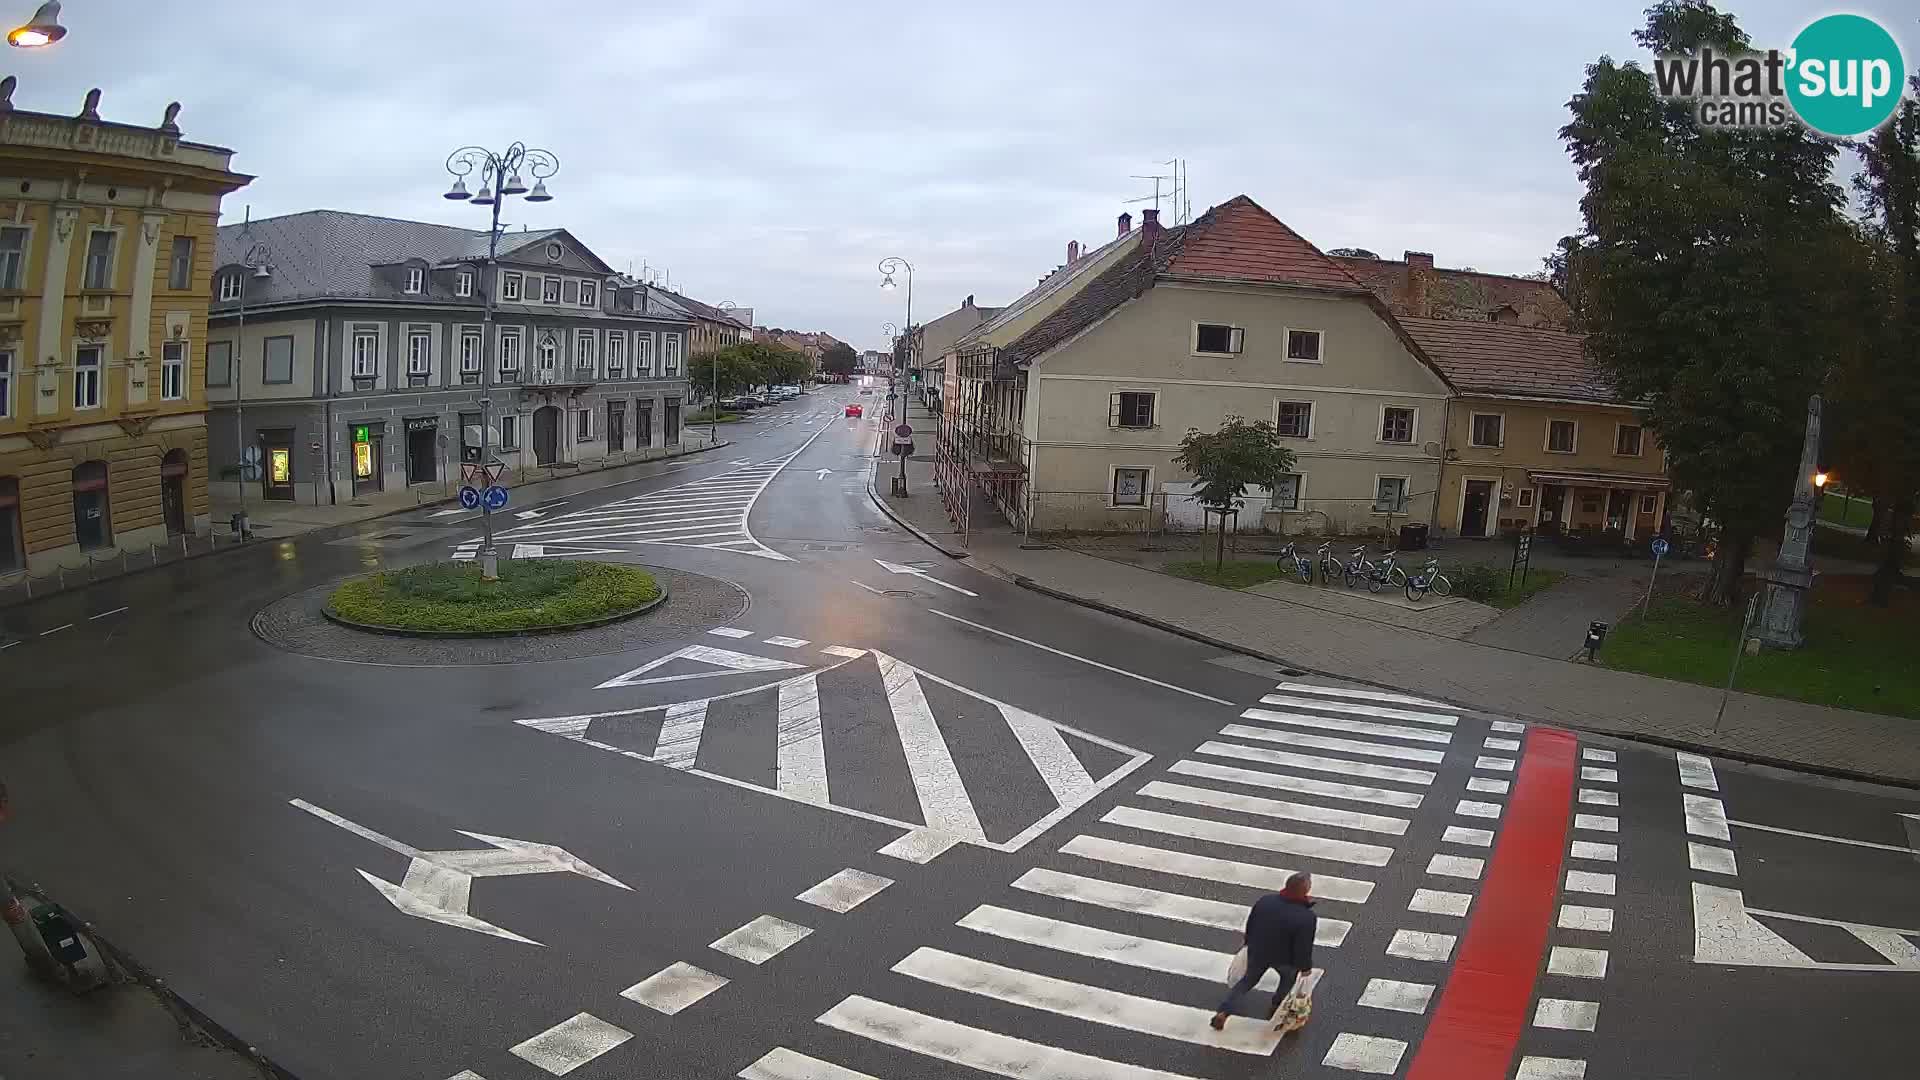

{"left": 0, "top": 80, "right": 250, "bottom": 574}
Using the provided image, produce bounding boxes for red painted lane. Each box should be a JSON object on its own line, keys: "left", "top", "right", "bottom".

{"left": 1407, "top": 728, "right": 1578, "bottom": 1080}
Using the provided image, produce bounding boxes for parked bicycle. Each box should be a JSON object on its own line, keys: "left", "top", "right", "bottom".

{"left": 1344, "top": 547, "right": 1408, "bottom": 592}
{"left": 1276, "top": 542, "right": 1315, "bottom": 584}
{"left": 1315, "top": 541, "right": 1339, "bottom": 585}
{"left": 1404, "top": 558, "right": 1452, "bottom": 602}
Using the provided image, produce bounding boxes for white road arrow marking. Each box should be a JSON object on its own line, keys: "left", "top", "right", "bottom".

{"left": 515, "top": 509, "right": 545, "bottom": 520}
{"left": 873, "top": 559, "right": 979, "bottom": 597}
{"left": 596, "top": 643, "right": 806, "bottom": 689}
{"left": 290, "top": 799, "right": 628, "bottom": 946}
{"left": 816, "top": 469, "right": 832, "bottom": 480}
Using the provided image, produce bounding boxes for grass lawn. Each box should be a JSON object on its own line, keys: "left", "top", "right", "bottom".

{"left": 1165, "top": 559, "right": 1295, "bottom": 589}
{"left": 1812, "top": 524, "right": 1915, "bottom": 568}
{"left": 1819, "top": 491, "right": 1875, "bottom": 529}
{"left": 1602, "top": 579, "right": 1918, "bottom": 719}
{"left": 328, "top": 559, "right": 659, "bottom": 633}
{"left": 1474, "top": 567, "right": 1567, "bottom": 609}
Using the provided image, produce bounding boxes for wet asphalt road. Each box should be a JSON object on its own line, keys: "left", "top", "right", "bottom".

{"left": 2, "top": 383, "right": 1916, "bottom": 1080}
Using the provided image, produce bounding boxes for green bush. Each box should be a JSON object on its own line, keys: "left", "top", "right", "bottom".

{"left": 328, "top": 560, "right": 659, "bottom": 633}
{"left": 1450, "top": 563, "right": 1503, "bottom": 602}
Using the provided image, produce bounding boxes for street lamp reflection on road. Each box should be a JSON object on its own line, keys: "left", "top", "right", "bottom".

{"left": 7, "top": 1, "right": 65, "bottom": 47}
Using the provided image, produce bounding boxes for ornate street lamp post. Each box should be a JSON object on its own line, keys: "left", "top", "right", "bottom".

{"left": 441, "top": 141, "right": 558, "bottom": 581}
{"left": 231, "top": 242, "right": 272, "bottom": 527}
{"left": 879, "top": 257, "right": 913, "bottom": 399}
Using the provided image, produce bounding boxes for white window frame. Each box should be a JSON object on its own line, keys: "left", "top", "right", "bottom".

{"left": 663, "top": 333, "right": 682, "bottom": 375}
{"left": 160, "top": 340, "right": 186, "bottom": 401}
{"left": 1274, "top": 399, "right": 1314, "bottom": 439}
{"left": 459, "top": 331, "right": 482, "bottom": 377}
{"left": 1108, "top": 464, "right": 1153, "bottom": 509}
{"left": 605, "top": 331, "right": 626, "bottom": 377}
{"left": 1545, "top": 417, "right": 1579, "bottom": 454}
{"left": 635, "top": 332, "right": 656, "bottom": 375}
{"left": 73, "top": 344, "right": 102, "bottom": 409}
{"left": 541, "top": 276, "right": 561, "bottom": 304}
{"left": 1378, "top": 404, "right": 1418, "bottom": 445}
{"left": 538, "top": 334, "right": 558, "bottom": 370}
{"left": 1517, "top": 487, "right": 1536, "bottom": 508}
{"left": 579, "top": 280, "right": 598, "bottom": 308}
{"left": 498, "top": 328, "right": 523, "bottom": 375}
{"left": 1283, "top": 327, "right": 1324, "bottom": 364}
{"left": 1190, "top": 322, "right": 1244, "bottom": 357}
{"left": 407, "top": 330, "right": 432, "bottom": 376}
{"left": 1613, "top": 422, "right": 1644, "bottom": 458}
{"left": 217, "top": 271, "right": 243, "bottom": 302}
{"left": 0, "top": 349, "right": 13, "bottom": 418}
{"left": 351, "top": 331, "right": 379, "bottom": 379}
{"left": 81, "top": 228, "right": 117, "bottom": 291}
{"left": 456, "top": 271, "right": 473, "bottom": 298}
{"left": 1271, "top": 472, "right": 1304, "bottom": 511}
{"left": 498, "top": 413, "right": 519, "bottom": 450}
{"left": 404, "top": 267, "right": 424, "bottom": 295}
{"left": 574, "top": 329, "right": 598, "bottom": 373}
{"left": 168, "top": 234, "right": 194, "bottom": 291}
{"left": 1372, "top": 474, "right": 1410, "bottom": 513}
{"left": 0, "top": 225, "right": 28, "bottom": 291}
{"left": 1469, "top": 411, "right": 1505, "bottom": 448}
{"left": 500, "top": 271, "right": 522, "bottom": 302}
{"left": 1108, "top": 389, "right": 1156, "bottom": 429}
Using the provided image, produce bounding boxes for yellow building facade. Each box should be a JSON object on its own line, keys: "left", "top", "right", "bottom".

{"left": 0, "top": 81, "right": 249, "bottom": 575}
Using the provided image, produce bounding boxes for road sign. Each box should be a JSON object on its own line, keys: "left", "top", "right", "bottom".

{"left": 1651, "top": 537, "right": 1670, "bottom": 558}
{"left": 458, "top": 485, "right": 481, "bottom": 510}
{"left": 483, "top": 485, "right": 509, "bottom": 511}
{"left": 289, "top": 799, "right": 629, "bottom": 945}
{"left": 895, "top": 423, "right": 913, "bottom": 438}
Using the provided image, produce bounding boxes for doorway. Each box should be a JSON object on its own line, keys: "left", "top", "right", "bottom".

{"left": 71, "top": 460, "right": 111, "bottom": 550}
{"left": 608, "top": 400, "right": 626, "bottom": 453}
{"left": 1462, "top": 479, "right": 1494, "bottom": 538}
{"left": 350, "top": 422, "right": 385, "bottom": 497}
{"left": 634, "top": 401, "right": 652, "bottom": 449}
{"left": 262, "top": 429, "right": 295, "bottom": 501}
{"left": 161, "top": 449, "right": 189, "bottom": 534}
{"left": 664, "top": 397, "right": 681, "bottom": 445}
{"left": 533, "top": 405, "right": 562, "bottom": 466}
{"left": 405, "top": 417, "right": 439, "bottom": 484}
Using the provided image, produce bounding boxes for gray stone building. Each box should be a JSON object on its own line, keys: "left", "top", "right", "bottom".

{"left": 206, "top": 211, "right": 694, "bottom": 505}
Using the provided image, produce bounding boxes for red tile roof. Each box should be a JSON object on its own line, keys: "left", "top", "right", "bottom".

{"left": 1397, "top": 317, "right": 1622, "bottom": 404}
{"left": 1166, "top": 196, "right": 1369, "bottom": 291}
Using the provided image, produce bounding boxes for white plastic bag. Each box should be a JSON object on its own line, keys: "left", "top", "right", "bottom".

{"left": 1273, "top": 967, "right": 1325, "bottom": 1033}
{"left": 1224, "top": 947, "right": 1248, "bottom": 987}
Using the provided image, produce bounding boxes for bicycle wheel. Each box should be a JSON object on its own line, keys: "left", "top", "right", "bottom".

{"left": 1405, "top": 580, "right": 1424, "bottom": 602}
{"left": 1343, "top": 566, "right": 1362, "bottom": 589}
{"left": 1389, "top": 565, "right": 1409, "bottom": 587}
{"left": 1432, "top": 574, "right": 1452, "bottom": 597}
{"left": 1367, "top": 570, "right": 1385, "bottom": 593}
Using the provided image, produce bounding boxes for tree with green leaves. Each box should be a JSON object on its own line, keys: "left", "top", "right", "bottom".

{"left": 688, "top": 348, "right": 764, "bottom": 400}
{"left": 1172, "top": 416, "right": 1297, "bottom": 568}
{"left": 819, "top": 342, "right": 859, "bottom": 377}
{"left": 1558, "top": 0, "right": 1857, "bottom": 605}
{"left": 731, "top": 341, "right": 810, "bottom": 387}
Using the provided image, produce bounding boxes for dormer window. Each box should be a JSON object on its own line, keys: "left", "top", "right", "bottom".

{"left": 404, "top": 267, "right": 424, "bottom": 294}
{"left": 217, "top": 271, "right": 243, "bottom": 302}
{"left": 579, "top": 280, "right": 598, "bottom": 308}
{"left": 456, "top": 270, "right": 473, "bottom": 298}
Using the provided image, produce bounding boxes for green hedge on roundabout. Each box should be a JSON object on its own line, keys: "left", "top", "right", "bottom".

{"left": 325, "top": 559, "right": 660, "bottom": 635}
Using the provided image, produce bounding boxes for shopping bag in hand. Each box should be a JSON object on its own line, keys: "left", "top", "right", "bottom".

{"left": 1272, "top": 967, "right": 1324, "bottom": 1034}
{"left": 1224, "top": 947, "right": 1248, "bottom": 987}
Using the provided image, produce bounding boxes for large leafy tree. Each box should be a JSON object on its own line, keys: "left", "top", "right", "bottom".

{"left": 819, "top": 342, "right": 859, "bottom": 377}
{"left": 1558, "top": 0, "right": 1854, "bottom": 605}
{"left": 1172, "top": 416, "right": 1297, "bottom": 568}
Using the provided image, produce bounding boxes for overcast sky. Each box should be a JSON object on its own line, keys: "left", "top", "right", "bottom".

{"left": 7, "top": 1, "right": 1906, "bottom": 350}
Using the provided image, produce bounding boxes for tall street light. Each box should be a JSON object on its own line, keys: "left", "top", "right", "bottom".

{"left": 7, "top": 1, "right": 64, "bottom": 47}
{"left": 879, "top": 257, "right": 913, "bottom": 396}
{"left": 442, "top": 141, "right": 558, "bottom": 581}
{"left": 231, "top": 242, "right": 272, "bottom": 527}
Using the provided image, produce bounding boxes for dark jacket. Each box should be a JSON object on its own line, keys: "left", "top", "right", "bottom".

{"left": 1244, "top": 893, "right": 1316, "bottom": 970}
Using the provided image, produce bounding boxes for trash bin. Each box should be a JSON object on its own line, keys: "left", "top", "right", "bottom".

{"left": 1398, "top": 523, "right": 1429, "bottom": 551}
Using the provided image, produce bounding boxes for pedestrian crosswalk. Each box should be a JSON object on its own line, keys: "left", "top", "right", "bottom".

{"left": 515, "top": 642, "right": 1152, "bottom": 851}
{"left": 459, "top": 456, "right": 799, "bottom": 561}
{"left": 741, "top": 679, "right": 1520, "bottom": 1080}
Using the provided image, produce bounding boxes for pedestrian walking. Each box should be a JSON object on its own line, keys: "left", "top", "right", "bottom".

{"left": 1212, "top": 870, "right": 1317, "bottom": 1030}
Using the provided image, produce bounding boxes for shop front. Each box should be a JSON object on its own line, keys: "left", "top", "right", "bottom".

{"left": 350, "top": 422, "right": 385, "bottom": 496}
{"left": 1530, "top": 469, "right": 1669, "bottom": 542}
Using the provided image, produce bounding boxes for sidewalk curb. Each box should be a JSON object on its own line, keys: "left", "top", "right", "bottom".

{"left": 862, "top": 423, "right": 968, "bottom": 560}
{"left": 1008, "top": 573, "right": 1920, "bottom": 792}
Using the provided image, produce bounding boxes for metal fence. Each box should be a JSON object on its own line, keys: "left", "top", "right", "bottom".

{"left": 0, "top": 528, "right": 241, "bottom": 607}
{"left": 1024, "top": 491, "right": 1435, "bottom": 546}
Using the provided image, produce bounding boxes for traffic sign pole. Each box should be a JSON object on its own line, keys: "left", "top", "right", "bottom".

{"left": 1642, "top": 536, "right": 1670, "bottom": 620}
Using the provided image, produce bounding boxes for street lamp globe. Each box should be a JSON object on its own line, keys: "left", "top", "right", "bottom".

{"left": 501, "top": 172, "right": 529, "bottom": 196}
{"left": 7, "top": 1, "right": 64, "bottom": 47}
{"left": 443, "top": 177, "right": 470, "bottom": 201}
{"left": 525, "top": 179, "right": 553, "bottom": 203}
{"left": 470, "top": 183, "right": 495, "bottom": 206}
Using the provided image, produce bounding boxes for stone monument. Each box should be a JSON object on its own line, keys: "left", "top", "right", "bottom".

{"left": 1755, "top": 393, "right": 1822, "bottom": 649}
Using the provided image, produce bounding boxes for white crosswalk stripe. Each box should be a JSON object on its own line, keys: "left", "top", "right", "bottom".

{"left": 470, "top": 457, "right": 798, "bottom": 560}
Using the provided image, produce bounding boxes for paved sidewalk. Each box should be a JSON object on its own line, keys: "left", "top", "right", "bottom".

{"left": 1, "top": 969, "right": 260, "bottom": 1080}
{"left": 1467, "top": 564, "right": 1649, "bottom": 658}
{"left": 868, "top": 443, "right": 1920, "bottom": 784}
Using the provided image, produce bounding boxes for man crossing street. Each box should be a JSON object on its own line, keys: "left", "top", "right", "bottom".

{"left": 1211, "top": 870, "right": 1317, "bottom": 1029}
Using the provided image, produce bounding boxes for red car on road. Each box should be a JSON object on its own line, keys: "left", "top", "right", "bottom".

{"left": 845, "top": 403, "right": 863, "bottom": 418}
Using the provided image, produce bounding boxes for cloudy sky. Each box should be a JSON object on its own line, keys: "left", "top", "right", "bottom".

{"left": 7, "top": 1, "right": 1904, "bottom": 349}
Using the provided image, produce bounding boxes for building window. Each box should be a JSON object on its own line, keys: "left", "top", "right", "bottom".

{"left": 1276, "top": 401, "right": 1312, "bottom": 438}
{"left": 160, "top": 341, "right": 185, "bottom": 400}
{"left": 456, "top": 271, "right": 473, "bottom": 298}
{"left": 82, "top": 230, "right": 116, "bottom": 291}
{"left": 663, "top": 333, "right": 682, "bottom": 375}
{"left": 263, "top": 335, "right": 294, "bottom": 385}
{"left": 1641, "top": 493, "right": 1659, "bottom": 513}
{"left": 1285, "top": 329, "right": 1322, "bottom": 362}
{"left": 1272, "top": 473, "right": 1302, "bottom": 510}
{"left": 404, "top": 267, "right": 424, "bottom": 294}
{"left": 460, "top": 332, "right": 482, "bottom": 379}
{"left": 538, "top": 334, "right": 558, "bottom": 370}
{"left": 1547, "top": 418, "right": 1578, "bottom": 453}
{"left": 206, "top": 340, "right": 232, "bottom": 387}
{"left": 606, "top": 332, "right": 626, "bottom": 377}
{"left": 1380, "top": 406, "right": 1416, "bottom": 444}
{"left": 1517, "top": 487, "right": 1535, "bottom": 508}
{"left": 579, "top": 280, "right": 598, "bottom": 308}
{"left": 499, "top": 330, "right": 522, "bottom": 377}
{"left": 574, "top": 330, "right": 597, "bottom": 372}
{"left": 168, "top": 235, "right": 195, "bottom": 291}
{"left": 1109, "top": 391, "right": 1155, "bottom": 428}
{"left": 1374, "top": 476, "right": 1409, "bottom": 512}
{"left": 74, "top": 345, "right": 102, "bottom": 408}
{"left": 546, "top": 242, "right": 563, "bottom": 261}
{"left": 541, "top": 277, "right": 561, "bottom": 304}
{"left": 1615, "top": 424, "right": 1643, "bottom": 457}
{"left": 408, "top": 331, "right": 432, "bottom": 377}
{"left": 576, "top": 408, "right": 593, "bottom": 442}
{"left": 0, "top": 226, "right": 26, "bottom": 290}
{"left": 1470, "top": 413, "right": 1504, "bottom": 448}
{"left": 635, "top": 332, "right": 655, "bottom": 375}
{"left": 352, "top": 331, "right": 379, "bottom": 378}
{"left": 501, "top": 272, "right": 522, "bottom": 301}
{"left": 1193, "top": 323, "right": 1242, "bottom": 355}
{"left": 1111, "top": 466, "right": 1150, "bottom": 507}
{"left": 0, "top": 350, "right": 12, "bottom": 417}
{"left": 217, "top": 271, "right": 243, "bottom": 302}
{"left": 499, "top": 414, "right": 519, "bottom": 450}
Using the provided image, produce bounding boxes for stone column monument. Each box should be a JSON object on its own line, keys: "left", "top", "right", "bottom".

{"left": 1755, "top": 394, "right": 1822, "bottom": 649}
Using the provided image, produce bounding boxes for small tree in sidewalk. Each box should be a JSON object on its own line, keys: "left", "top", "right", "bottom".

{"left": 1172, "top": 416, "right": 1296, "bottom": 569}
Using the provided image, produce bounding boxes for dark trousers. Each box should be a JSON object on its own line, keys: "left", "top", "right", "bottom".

{"left": 1217, "top": 959, "right": 1300, "bottom": 1018}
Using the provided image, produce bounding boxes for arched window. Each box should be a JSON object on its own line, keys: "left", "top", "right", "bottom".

{"left": 71, "top": 460, "right": 112, "bottom": 550}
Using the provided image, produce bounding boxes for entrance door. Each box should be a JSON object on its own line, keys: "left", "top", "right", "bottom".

{"left": 406, "top": 420, "right": 438, "bottom": 484}
{"left": 533, "top": 405, "right": 561, "bottom": 465}
{"left": 161, "top": 449, "right": 189, "bottom": 534}
{"left": 1462, "top": 480, "right": 1494, "bottom": 538}
{"left": 608, "top": 401, "right": 626, "bottom": 453}
{"left": 262, "top": 430, "right": 295, "bottom": 501}
{"left": 634, "top": 402, "right": 652, "bottom": 449}
{"left": 664, "top": 398, "right": 681, "bottom": 445}
{"left": 71, "top": 460, "right": 111, "bottom": 550}
{"left": 350, "top": 423, "right": 385, "bottom": 496}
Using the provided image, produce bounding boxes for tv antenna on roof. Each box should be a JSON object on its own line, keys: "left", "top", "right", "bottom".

{"left": 1124, "top": 159, "right": 1191, "bottom": 224}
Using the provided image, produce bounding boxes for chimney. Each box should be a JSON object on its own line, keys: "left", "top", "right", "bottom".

{"left": 1067, "top": 240, "right": 1080, "bottom": 264}
{"left": 1140, "top": 208, "right": 1161, "bottom": 251}
{"left": 1117, "top": 211, "right": 1132, "bottom": 237}
{"left": 964, "top": 293, "right": 975, "bottom": 309}
{"left": 1405, "top": 251, "right": 1434, "bottom": 317}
